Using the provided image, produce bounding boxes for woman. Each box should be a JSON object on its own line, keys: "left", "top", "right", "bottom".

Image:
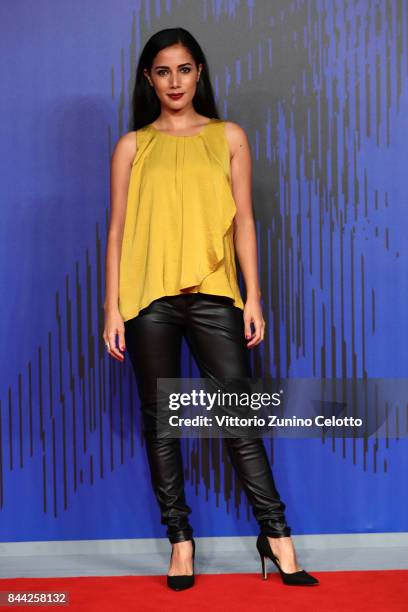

{"left": 103, "top": 27, "right": 319, "bottom": 591}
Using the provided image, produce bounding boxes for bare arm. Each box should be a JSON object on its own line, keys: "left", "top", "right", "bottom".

{"left": 225, "top": 121, "right": 265, "bottom": 347}
{"left": 103, "top": 131, "right": 137, "bottom": 361}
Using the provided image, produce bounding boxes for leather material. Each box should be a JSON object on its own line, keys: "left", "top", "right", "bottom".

{"left": 124, "top": 293, "right": 291, "bottom": 543}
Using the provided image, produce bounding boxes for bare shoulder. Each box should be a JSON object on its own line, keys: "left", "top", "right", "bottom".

{"left": 223, "top": 120, "right": 250, "bottom": 158}
{"left": 112, "top": 130, "right": 137, "bottom": 165}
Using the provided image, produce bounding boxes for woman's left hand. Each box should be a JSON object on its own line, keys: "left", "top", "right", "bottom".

{"left": 243, "top": 295, "right": 266, "bottom": 348}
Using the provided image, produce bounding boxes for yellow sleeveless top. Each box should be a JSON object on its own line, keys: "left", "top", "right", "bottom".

{"left": 118, "top": 117, "right": 244, "bottom": 322}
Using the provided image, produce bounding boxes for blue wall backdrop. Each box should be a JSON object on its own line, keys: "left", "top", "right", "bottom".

{"left": 0, "top": 0, "right": 407, "bottom": 542}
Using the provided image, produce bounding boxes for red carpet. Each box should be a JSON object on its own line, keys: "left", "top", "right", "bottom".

{"left": 0, "top": 571, "right": 407, "bottom": 611}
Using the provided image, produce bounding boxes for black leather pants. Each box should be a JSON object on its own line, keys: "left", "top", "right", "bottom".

{"left": 124, "top": 293, "right": 291, "bottom": 544}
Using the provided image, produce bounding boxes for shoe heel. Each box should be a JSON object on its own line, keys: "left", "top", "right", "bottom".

{"left": 259, "top": 551, "right": 268, "bottom": 580}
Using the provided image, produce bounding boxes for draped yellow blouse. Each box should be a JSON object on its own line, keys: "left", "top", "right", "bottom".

{"left": 118, "top": 118, "right": 244, "bottom": 322}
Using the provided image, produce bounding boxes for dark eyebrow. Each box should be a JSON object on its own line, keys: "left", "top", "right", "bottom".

{"left": 153, "top": 62, "right": 192, "bottom": 70}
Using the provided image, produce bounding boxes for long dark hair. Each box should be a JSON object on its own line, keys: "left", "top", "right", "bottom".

{"left": 131, "top": 27, "right": 220, "bottom": 131}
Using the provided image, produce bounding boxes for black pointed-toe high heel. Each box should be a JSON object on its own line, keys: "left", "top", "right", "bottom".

{"left": 256, "top": 534, "right": 319, "bottom": 586}
{"left": 167, "top": 538, "right": 196, "bottom": 591}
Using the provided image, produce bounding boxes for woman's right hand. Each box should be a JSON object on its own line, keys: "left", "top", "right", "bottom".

{"left": 103, "top": 308, "right": 126, "bottom": 362}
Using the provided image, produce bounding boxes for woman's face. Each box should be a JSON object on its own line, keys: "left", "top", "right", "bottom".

{"left": 144, "top": 43, "right": 202, "bottom": 111}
